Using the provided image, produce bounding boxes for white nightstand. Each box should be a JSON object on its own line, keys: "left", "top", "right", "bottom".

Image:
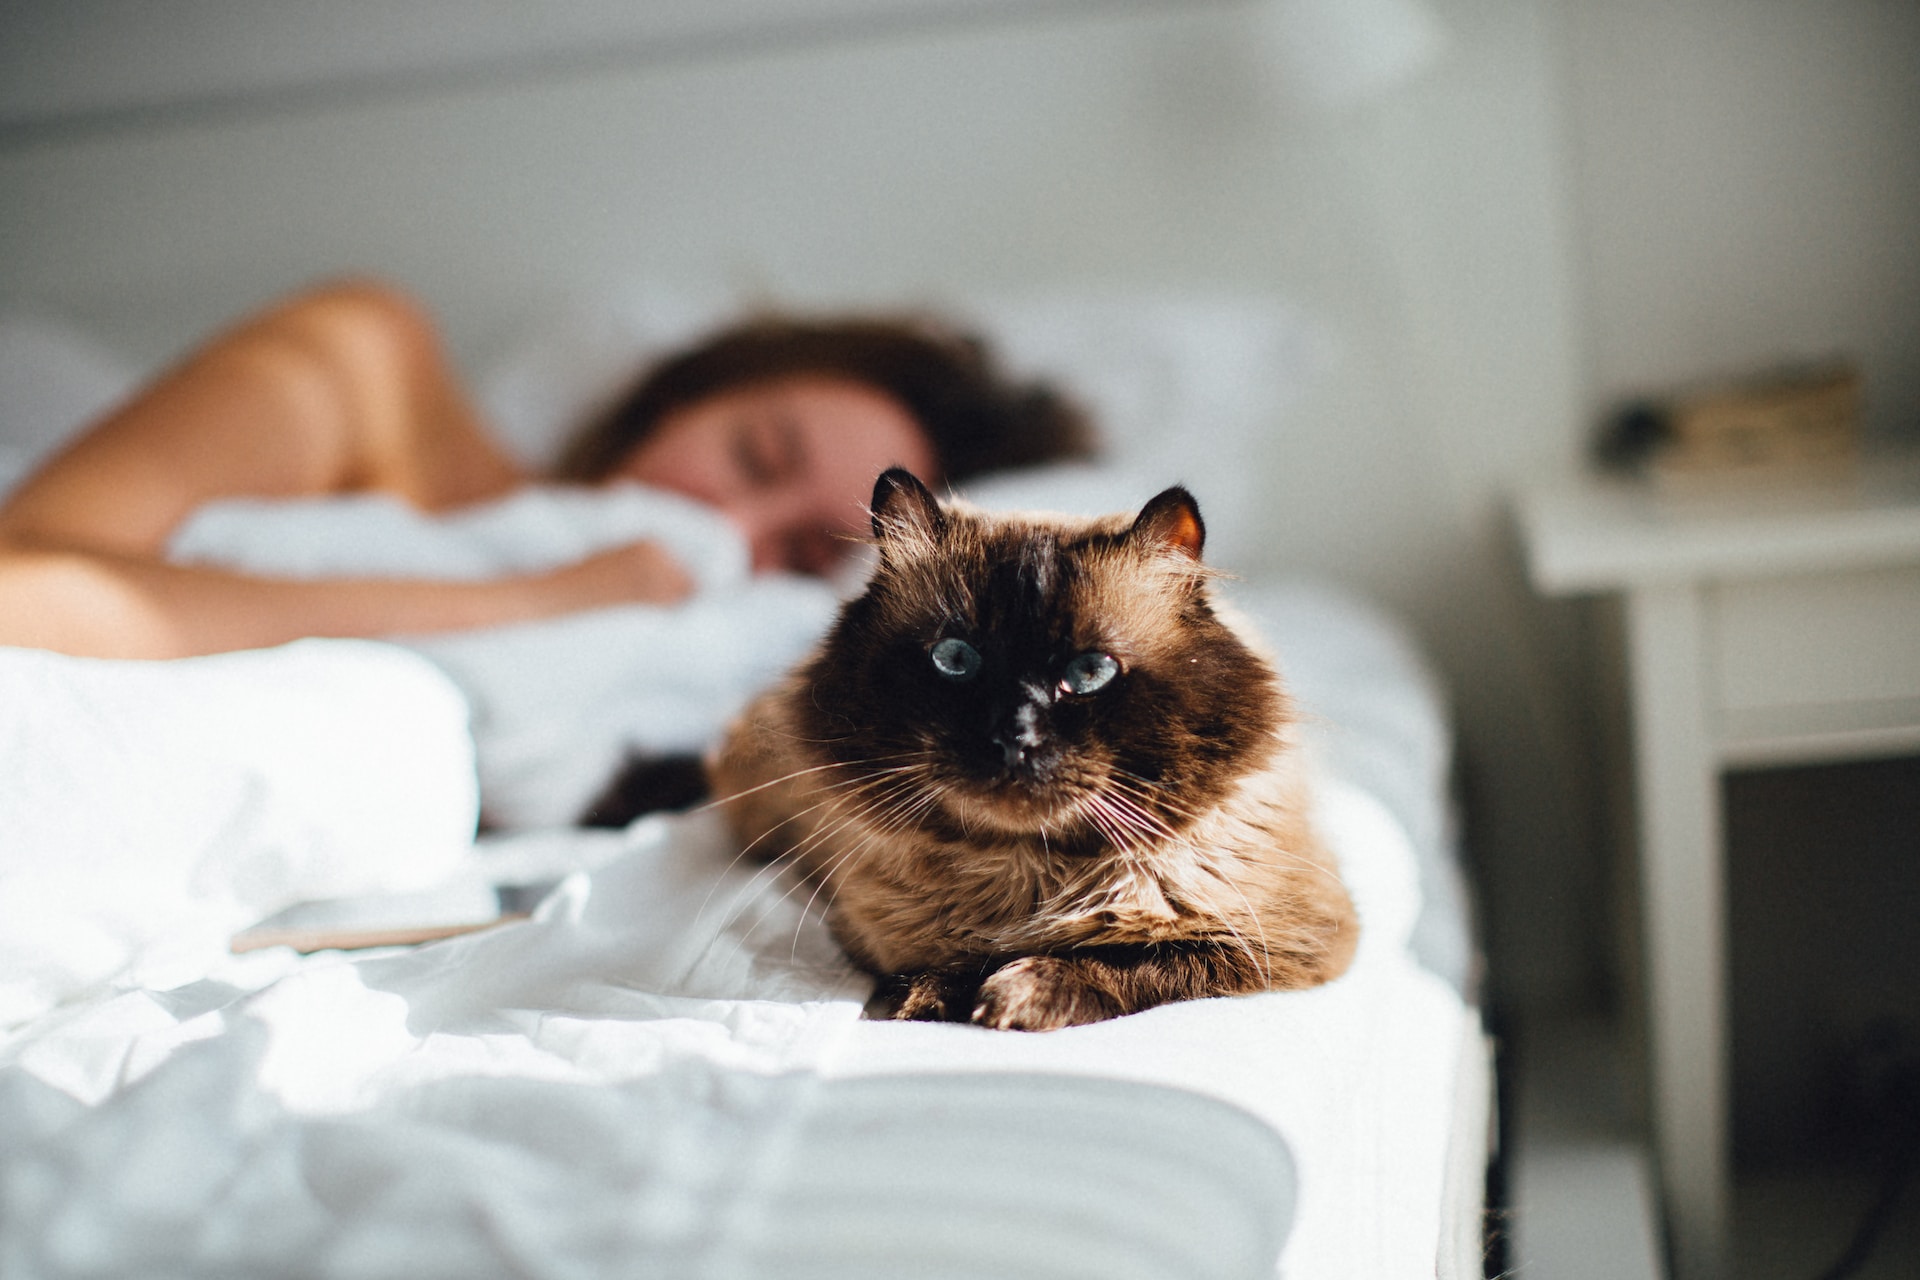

{"left": 1514, "top": 458, "right": 1920, "bottom": 1280}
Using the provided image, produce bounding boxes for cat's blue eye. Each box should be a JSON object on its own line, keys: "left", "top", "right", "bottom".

{"left": 1061, "top": 652, "right": 1120, "bottom": 695}
{"left": 929, "top": 637, "right": 982, "bottom": 681}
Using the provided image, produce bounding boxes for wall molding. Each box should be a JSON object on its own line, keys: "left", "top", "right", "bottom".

{"left": 0, "top": 0, "right": 1199, "bottom": 141}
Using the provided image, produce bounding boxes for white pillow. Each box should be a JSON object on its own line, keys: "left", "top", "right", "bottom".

{"left": 477, "top": 290, "right": 1326, "bottom": 568}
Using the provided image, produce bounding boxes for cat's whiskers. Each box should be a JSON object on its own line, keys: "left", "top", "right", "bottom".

{"left": 1074, "top": 795, "right": 1129, "bottom": 854}
{"left": 761, "top": 724, "right": 871, "bottom": 747}
{"left": 1109, "top": 769, "right": 1207, "bottom": 825}
{"left": 1064, "top": 788, "right": 1275, "bottom": 983}
{"left": 807, "top": 819, "right": 932, "bottom": 949}
{"left": 705, "top": 758, "right": 930, "bottom": 896}
{"left": 866, "top": 781, "right": 946, "bottom": 844}
{"left": 698, "top": 750, "right": 929, "bottom": 815}
{"left": 1103, "top": 787, "right": 1182, "bottom": 845}
{"left": 1080, "top": 791, "right": 1162, "bottom": 857}
{"left": 694, "top": 792, "right": 841, "bottom": 922}
{"left": 1208, "top": 829, "right": 1351, "bottom": 895}
{"left": 790, "top": 837, "right": 875, "bottom": 962}
{"left": 692, "top": 798, "right": 861, "bottom": 969}
{"left": 792, "top": 772, "right": 928, "bottom": 869}
{"left": 811, "top": 773, "right": 946, "bottom": 887}
{"left": 791, "top": 782, "right": 948, "bottom": 964}
{"left": 692, "top": 760, "right": 911, "bottom": 903}
{"left": 755, "top": 768, "right": 925, "bottom": 886}
{"left": 1098, "top": 798, "right": 1154, "bottom": 855}
{"left": 766, "top": 788, "right": 919, "bottom": 966}
{"left": 1199, "top": 864, "right": 1276, "bottom": 987}
{"left": 692, "top": 768, "right": 907, "bottom": 937}
{"left": 693, "top": 759, "right": 935, "bottom": 971}
{"left": 753, "top": 762, "right": 946, "bottom": 961}
{"left": 1109, "top": 770, "right": 1350, "bottom": 898}
{"left": 705, "top": 788, "right": 909, "bottom": 980}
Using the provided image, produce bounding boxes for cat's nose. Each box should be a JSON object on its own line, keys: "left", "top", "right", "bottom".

{"left": 991, "top": 732, "right": 1030, "bottom": 770}
{"left": 990, "top": 697, "right": 1048, "bottom": 773}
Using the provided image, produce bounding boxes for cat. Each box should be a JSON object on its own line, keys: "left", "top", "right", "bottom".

{"left": 710, "top": 468, "right": 1358, "bottom": 1031}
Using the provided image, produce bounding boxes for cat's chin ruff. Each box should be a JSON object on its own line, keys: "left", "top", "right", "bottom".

{"left": 787, "top": 758, "right": 1339, "bottom": 974}
{"left": 930, "top": 777, "right": 1095, "bottom": 842}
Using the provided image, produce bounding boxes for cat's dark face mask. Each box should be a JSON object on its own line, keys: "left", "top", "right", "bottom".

{"left": 797, "top": 469, "right": 1281, "bottom": 845}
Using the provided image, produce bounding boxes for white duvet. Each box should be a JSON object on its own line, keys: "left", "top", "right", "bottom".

{"left": 169, "top": 482, "right": 843, "bottom": 831}
{"left": 1, "top": 786, "right": 1466, "bottom": 1280}
{"left": 0, "top": 483, "right": 1477, "bottom": 1279}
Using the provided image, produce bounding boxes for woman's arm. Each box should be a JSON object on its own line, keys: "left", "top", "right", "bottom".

{"left": 0, "top": 540, "right": 692, "bottom": 660}
{"left": 2, "top": 279, "right": 528, "bottom": 553}
{"left": 0, "top": 280, "right": 690, "bottom": 658}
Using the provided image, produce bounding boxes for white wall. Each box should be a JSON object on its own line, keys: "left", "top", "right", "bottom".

{"left": 13, "top": 0, "right": 1908, "bottom": 1018}
{"left": 1561, "top": 0, "right": 1920, "bottom": 445}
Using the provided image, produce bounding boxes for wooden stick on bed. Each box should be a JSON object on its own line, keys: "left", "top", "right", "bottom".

{"left": 229, "top": 914, "right": 529, "bottom": 955}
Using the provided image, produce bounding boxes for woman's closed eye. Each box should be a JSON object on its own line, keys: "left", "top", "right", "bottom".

{"left": 734, "top": 414, "right": 805, "bottom": 487}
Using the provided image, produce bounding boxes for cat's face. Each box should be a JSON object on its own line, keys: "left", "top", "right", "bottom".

{"left": 799, "top": 470, "right": 1283, "bottom": 845}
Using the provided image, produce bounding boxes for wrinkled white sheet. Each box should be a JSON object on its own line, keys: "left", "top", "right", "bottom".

{"left": 0, "top": 640, "right": 478, "bottom": 1031}
{"left": 0, "top": 778, "right": 1463, "bottom": 1280}
{"left": 171, "top": 484, "right": 840, "bottom": 828}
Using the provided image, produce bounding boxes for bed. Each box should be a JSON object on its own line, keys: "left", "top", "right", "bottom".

{"left": 0, "top": 294, "right": 1492, "bottom": 1279}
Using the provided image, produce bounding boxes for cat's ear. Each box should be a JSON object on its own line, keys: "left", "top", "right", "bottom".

{"left": 870, "top": 467, "right": 945, "bottom": 542}
{"left": 1130, "top": 486, "right": 1206, "bottom": 561}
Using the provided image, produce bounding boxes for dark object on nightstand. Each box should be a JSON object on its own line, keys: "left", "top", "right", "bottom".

{"left": 1594, "top": 400, "right": 1672, "bottom": 471}
{"left": 1593, "top": 359, "right": 1861, "bottom": 489}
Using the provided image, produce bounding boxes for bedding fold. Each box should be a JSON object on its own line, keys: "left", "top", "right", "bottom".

{"left": 0, "top": 1035, "right": 1297, "bottom": 1280}
{"left": 167, "top": 483, "right": 840, "bottom": 829}
{"left": 0, "top": 639, "right": 478, "bottom": 1031}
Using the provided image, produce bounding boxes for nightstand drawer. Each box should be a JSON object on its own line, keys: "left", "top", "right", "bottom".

{"left": 1708, "top": 565, "right": 1920, "bottom": 713}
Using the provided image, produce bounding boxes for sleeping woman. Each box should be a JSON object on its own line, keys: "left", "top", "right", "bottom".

{"left": 0, "top": 278, "right": 1091, "bottom": 659}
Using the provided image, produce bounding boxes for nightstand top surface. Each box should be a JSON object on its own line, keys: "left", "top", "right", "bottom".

{"left": 1515, "top": 453, "right": 1920, "bottom": 593}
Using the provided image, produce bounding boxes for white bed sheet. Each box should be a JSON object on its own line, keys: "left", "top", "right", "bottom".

{"left": 1, "top": 772, "right": 1467, "bottom": 1280}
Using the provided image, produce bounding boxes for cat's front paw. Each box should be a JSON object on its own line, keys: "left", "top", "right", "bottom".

{"left": 872, "top": 971, "right": 977, "bottom": 1022}
{"left": 972, "top": 955, "right": 1123, "bottom": 1031}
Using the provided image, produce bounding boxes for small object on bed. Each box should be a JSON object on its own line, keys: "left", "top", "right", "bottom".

{"left": 228, "top": 916, "right": 528, "bottom": 955}
{"left": 227, "top": 879, "right": 564, "bottom": 954}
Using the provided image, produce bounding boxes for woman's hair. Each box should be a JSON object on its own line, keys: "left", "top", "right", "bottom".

{"left": 552, "top": 312, "right": 1097, "bottom": 485}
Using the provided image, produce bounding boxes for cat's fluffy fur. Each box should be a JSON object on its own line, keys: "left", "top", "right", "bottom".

{"left": 712, "top": 469, "right": 1357, "bottom": 1031}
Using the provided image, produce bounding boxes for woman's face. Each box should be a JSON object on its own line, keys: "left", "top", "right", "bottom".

{"left": 613, "top": 375, "right": 939, "bottom": 575}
